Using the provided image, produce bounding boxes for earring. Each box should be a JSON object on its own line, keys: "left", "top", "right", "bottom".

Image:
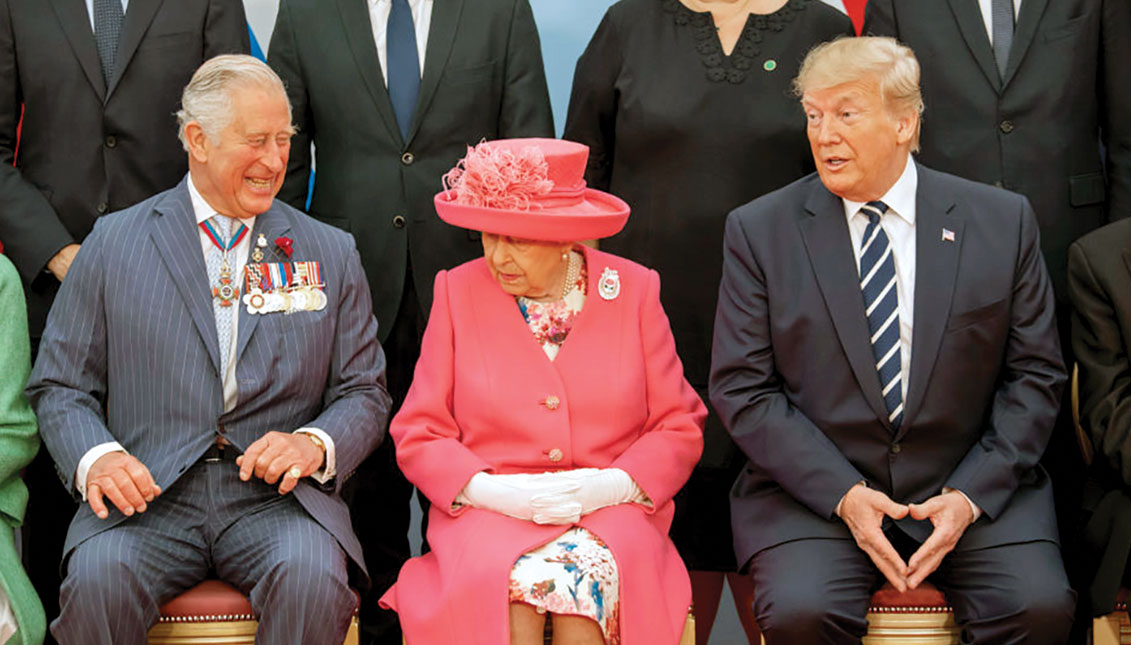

{"left": 561, "top": 251, "right": 569, "bottom": 261}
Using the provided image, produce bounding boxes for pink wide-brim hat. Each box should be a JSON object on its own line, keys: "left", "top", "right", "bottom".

{"left": 434, "top": 138, "right": 630, "bottom": 241}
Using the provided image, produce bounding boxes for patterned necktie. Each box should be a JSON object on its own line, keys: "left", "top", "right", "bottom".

{"left": 205, "top": 215, "right": 236, "bottom": 375}
{"left": 93, "top": 0, "right": 124, "bottom": 87}
{"left": 991, "top": 0, "right": 1014, "bottom": 78}
{"left": 387, "top": 0, "right": 421, "bottom": 141}
{"left": 858, "top": 201, "right": 903, "bottom": 429}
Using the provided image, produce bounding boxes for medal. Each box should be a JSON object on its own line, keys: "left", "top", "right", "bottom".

{"left": 200, "top": 219, "right": 249, "bottom": 307}
{"left": 252, "top": 233, "right": 267, "bottom": 262}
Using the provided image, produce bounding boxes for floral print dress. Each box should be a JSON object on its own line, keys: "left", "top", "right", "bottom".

{"left": 508, "top": 252, "right": 622, "bottom": 644}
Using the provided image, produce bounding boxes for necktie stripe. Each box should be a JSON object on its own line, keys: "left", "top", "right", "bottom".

{"left": 857, "top": 201, "right": 903, "bottom": 430}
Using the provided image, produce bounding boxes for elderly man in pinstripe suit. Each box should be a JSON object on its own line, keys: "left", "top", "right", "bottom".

{"left": 26, "top": 55, "right": 391, "bottom": 645}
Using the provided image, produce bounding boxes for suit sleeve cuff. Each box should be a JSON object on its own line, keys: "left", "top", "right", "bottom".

{"left": 76, "top": 442, "right": 127, "bottom": 501}
{"left": 294, "top": 428, "right": 335, "bottom": 483}
{"left": 942, "top": 486, "right": 982, "bottom": 521}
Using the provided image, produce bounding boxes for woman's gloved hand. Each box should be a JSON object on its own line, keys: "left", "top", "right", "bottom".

{"left": 458, "top": 471, "right": 581, "bottom": 524}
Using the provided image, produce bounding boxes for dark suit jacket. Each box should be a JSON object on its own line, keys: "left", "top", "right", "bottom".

{"left": 26, "top": 180, "right": 391, "bottom": 573}
{"left": 0, "top": 0, "right": 249, "bottom": 338}
{"left": 1069, "top": 219, "right": 1131, "bottom": 613}
{"left": 268, "top": 0, "right": 553, "bottom": 341}
{"left": 710, "top": 164, "right": 1066, "bottom": 568}
{"left": 863, "top": 0, "right": 1131, "bottom": 302}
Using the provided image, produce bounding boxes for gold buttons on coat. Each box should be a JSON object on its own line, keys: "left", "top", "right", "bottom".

{"left": 548, "top": 448, "right": 563, "bottom": 463}
{"left": 543, "top": 395, "right": 560, "bottom": 410}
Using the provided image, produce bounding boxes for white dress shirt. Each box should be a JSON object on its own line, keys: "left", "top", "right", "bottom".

{"left": 978, "top": 0, "right": 1022, "bottom": 45}
{"left": 84, "top": 0, "right": 129, "bottom": 31}
{"left": 370, "top": 0, "right": 433, "bottom": 85}
{"left": 837, "top": 156, "right": 981, "bottom": 520}
{"left": 75, "top": 175, "right": 335, "bottom": 499}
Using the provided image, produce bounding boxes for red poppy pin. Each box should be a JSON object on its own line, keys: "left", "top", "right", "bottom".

{"left": 275, "top": 236, "right": 294, "bottom": 258}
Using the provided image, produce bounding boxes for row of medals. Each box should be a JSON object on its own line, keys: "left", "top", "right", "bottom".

{"left": 212, "top": 239, "right": 327, "bottom": 315}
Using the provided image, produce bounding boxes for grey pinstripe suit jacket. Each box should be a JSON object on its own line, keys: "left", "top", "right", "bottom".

{"left": 27, "top": 178, "right": 391, "bottom": 575}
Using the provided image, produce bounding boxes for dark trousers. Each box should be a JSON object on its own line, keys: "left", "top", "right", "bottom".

{"left": 347, "top": 268, "right": 427, "bottom": 645}
{"left": 749, "top": 531, "right": 1075, "bottom": 645}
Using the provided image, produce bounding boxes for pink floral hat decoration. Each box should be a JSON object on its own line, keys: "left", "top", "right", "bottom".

{"left": 434, "top": 138, "right": 630, "bottom": 241}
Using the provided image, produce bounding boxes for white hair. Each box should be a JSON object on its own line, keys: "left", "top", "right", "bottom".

{"left": 176, "top": 54, "right": 291, "bottom": 150}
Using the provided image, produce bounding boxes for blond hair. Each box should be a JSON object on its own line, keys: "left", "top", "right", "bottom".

{"left": 176, "top": 54, "right": 291, "bottom": 150}
{"left": 794, "top": 36, "right": 924, "bottom": 151}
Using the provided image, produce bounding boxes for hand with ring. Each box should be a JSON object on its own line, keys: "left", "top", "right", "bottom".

{"left": 236, "top": 431, "right": 325, "bottom": 495}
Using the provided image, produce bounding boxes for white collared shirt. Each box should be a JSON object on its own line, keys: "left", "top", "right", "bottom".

{"left": 75, "top": 175, "right": 335, "bottom": 498}
{"left": 842, "top": 155, "right": 917, "bottom": 404}
{"left": 370, "top": 0, "right": 432, "bottom": 86}
{"left": 84, "top": 0, "right": 129, "bottom": 31}
{"left": 978, "top": 0, "right": 1022, "bottom": 45}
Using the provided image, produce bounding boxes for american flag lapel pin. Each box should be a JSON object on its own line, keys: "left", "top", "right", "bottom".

{"left": 941, "top": 228, "right": 955, "bottom": 243}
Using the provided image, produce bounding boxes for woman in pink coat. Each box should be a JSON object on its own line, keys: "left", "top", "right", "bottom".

{"left": 379, "top": 138, "right": 704, "bottom": 645}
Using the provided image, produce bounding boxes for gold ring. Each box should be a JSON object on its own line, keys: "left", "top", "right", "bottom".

{"left": 289, "top": 466, "right": 302, "bottom": 479}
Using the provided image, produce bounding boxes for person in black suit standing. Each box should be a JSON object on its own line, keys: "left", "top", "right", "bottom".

{"left": 863, "top": 0, "right": 1131, "bottom": 548}
{"left": 1068, "top": 219, "right": 1131, "bottom": 621}
{"left": 267, "top": 2, "right": 553, "bottom": 643}
{"left": 0, "top": 1, "right": 248, "bottom": 637}
{"left": 710, "top": 36, "right": 1073, "bottom": 643}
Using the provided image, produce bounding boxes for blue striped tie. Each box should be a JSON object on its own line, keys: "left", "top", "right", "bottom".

{"left": 858, "top": 201, "right": 903, "bottom": 429}
{"left": 387, "top": 0, "right": 420, "bottom": 142}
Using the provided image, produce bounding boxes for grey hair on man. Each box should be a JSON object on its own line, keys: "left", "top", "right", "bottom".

{"left": 794, "top": 36, "right": 925, "bottom": 152}
{"left": 176, "top": 54, "right": 292, "bottom": 150}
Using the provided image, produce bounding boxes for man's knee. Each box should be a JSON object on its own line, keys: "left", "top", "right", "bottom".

{"left": 257, "top": 545, "right": 352, "bottom": 613}
{"left": 755, "top": 579, "right": 868, "bottom": 643}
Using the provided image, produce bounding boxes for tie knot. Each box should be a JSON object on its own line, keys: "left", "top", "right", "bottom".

{"left": 861, "top": 201, "right": 889, "bottom": 224}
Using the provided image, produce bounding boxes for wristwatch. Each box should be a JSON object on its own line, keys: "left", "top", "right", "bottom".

{"left": 303, "top": 432, "right": 326, "bottom": 455}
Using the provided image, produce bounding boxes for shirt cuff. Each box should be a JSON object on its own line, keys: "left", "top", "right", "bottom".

{"left": 942, "top": 487, "right": 982, "bottom": 521}
{"left": 76, "top": 442, "right": 127, "bottom": 501}
{"left": 294, "top": 428, "right": 335, "bottom": 484}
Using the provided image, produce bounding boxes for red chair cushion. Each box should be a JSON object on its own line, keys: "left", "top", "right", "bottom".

{"left": 158, "top": 579, "right": 362, "bottom": 620}
{"left": 159, "top": 580, "right": 253, "bottom": 619}
{"left": 869, "top": 581, "right": 950, "bottom": 610}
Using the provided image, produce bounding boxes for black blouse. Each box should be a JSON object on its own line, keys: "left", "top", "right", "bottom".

{"left": 564, "top": 0, "right": 853, "bottom": 387}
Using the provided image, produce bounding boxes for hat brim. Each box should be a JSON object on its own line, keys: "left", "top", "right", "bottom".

{"left": 434, "top": 188, "right": 630, "bottom": 242}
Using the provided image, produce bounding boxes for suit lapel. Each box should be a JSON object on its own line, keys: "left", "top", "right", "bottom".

{"left": 150, "top": 181, "right": 222, "bottom": 373}
{"left": 897, "top": 166, "right": 962, "bottom": 439}
{"left": 945, "top": 0, "right": 1001, "bottom": 91}
{"left": 235, "top": 206, "right": 293, "bottom": 363}
{"left": 106, "top": 0, "right": 165, "bottom": 99}
{"left": 1001, "top": 0, "right": 1049, "bottom": 88}
{"left": 337, "top": 0, "right": 403, "bottom": 145}
{"left": 799, "top": 186, "right": 893, "bottom": 429}
{"left": 1121, "top": 249, "right": 1131, "bottom": 292}
{"left": 47, "top": 0, "right": 106, "bottom": 102}
{"left": 407, "top": 0, "right": 463, "bottom": 145}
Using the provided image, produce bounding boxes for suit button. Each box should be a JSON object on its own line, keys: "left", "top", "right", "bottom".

{"left": 401, "top": 152, "right": 415, "bottom": 166}
{"left": 993, "top": 180, "right": 1003, "bottom": 188}
{"left": 548, "top": 448, "right": 563, "bottom": 463}
{"left": 999, "top": 120, "right": 1014, "bottom": 134}
{"left": 891, "top": 443, "right": 902, "bottom": 455}
{"left": 543, "top": 395, "right": 560, "bottom": 410}
{"left": 96, "top": 202, "right": 109, "bottom": 214}
{"left": 392, "top": 215, "right": 406, "bottom": 228}
{"left": 105, "top": 135, "right": 117, "bottom": 148}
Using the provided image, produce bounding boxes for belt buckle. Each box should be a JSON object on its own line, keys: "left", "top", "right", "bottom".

{"left": 204, "top": 436, "right": 231, "bottom": 463}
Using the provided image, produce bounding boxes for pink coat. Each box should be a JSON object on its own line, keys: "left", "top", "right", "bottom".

{"left": 380, "top": 246, "right": 705, "bottom": 644}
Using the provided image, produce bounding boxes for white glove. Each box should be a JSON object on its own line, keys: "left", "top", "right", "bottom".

{"left": 458, "top": 472, "right": 581, "bottom": 524}
{"left": 557, "top": 468, "right": 642, "bottom": 515}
